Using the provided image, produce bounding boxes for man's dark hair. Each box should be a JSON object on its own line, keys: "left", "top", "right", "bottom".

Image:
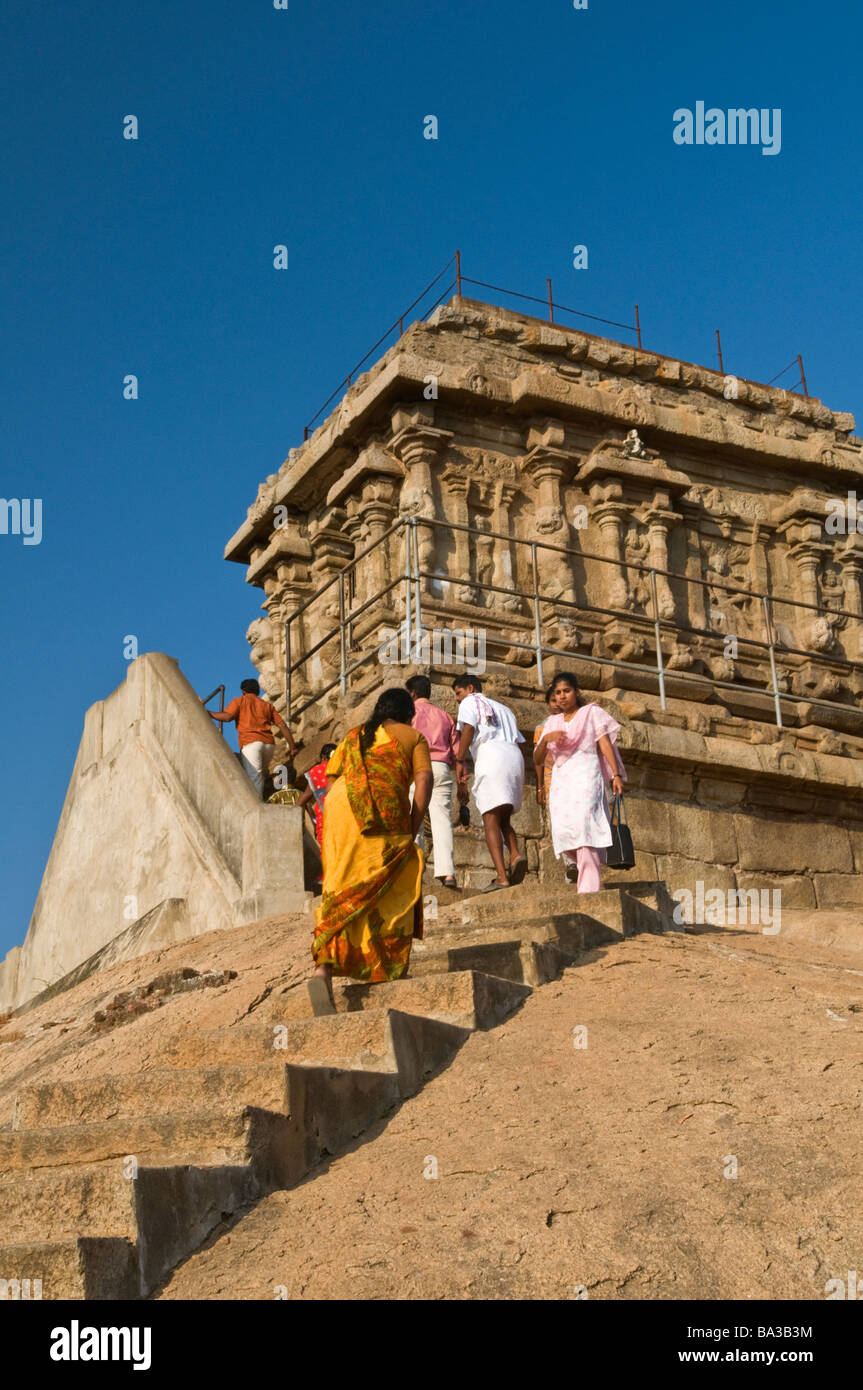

{"left": 321, "top": 743, "right": 337, "bottom": 760}
{"left": 452, "top": 673, "right": 482, "bottom": 693}
{"left": 406, "top": 675, "right": 431, "bottom": 700}
{"left": 241, "top": 679, "right": 261, "bottom": 695}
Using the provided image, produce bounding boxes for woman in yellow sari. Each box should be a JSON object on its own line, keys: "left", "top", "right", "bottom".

{"left": 308, "top": 688, "right": 433, "bottom": 1015}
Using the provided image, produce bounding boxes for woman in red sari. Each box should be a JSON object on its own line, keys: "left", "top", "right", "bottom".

{"left": 298, "top": 742, "right": 337, "bottom": 844}
{"left": 308, "top": 689, "right": 433, "bottom": 1015}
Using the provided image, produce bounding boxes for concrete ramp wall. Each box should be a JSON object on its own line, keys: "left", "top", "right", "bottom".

{"left": 0, "top": 654, "right": 311, "bottom": 1012}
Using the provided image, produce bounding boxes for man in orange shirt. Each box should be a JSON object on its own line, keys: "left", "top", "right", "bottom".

{"left": 206, "top": 679, "right": 296, "bottom": 798}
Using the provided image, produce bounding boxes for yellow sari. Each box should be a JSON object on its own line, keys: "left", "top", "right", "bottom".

{"left": 312, "top": 725, "right": 424, "bottom": 982}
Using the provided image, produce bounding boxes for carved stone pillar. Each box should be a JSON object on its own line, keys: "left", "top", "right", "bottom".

{"left": 325, "top": 440, "right": 403, "bottom": 641}
{"left": 840, "top": 538, "right": 863, "bottom": 659}
{"left": 776, "top": 490, "right": 834, "bottom": 650}
{"left": 389, "top": 420, "right": 453, "bottom": 596}
{"left": 441, "top": 470, "right": 476, "bottom": 604}
{"left": 642, "top": 504, "right": 678, "bottom": 619}
{"left": 246, "top": 519, "right": 313, "bottom": 709}
{"left": 577, "top": 440, "right": 689, "bottom": 640}
{"left": 341, "top": 499, "right": 367, "bottom": 648}
{"left": 492, "top": 482, "right": 523, "bottom": 613}
{"left": 590, "top": 493, "right": 631, "bottom": 612}
{"left": 840, "top": 537, "right": 863, "bottom": 612}
{"left": 788, "top": 542, "right": 822, "bottom": 610}
{"left": 274, "top": 555, "right": 314, "bottom": 704}
{"left": 358, "top": 476, "right": 398, "bottom": 598}
{"left": 522, "top": 419, "right": 579, "bottom": 614}
{"left": 307, "top": 507, "right": 352, "bottom": 688}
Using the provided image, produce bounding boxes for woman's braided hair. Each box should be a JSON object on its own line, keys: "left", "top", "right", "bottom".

{"left": 359, "top": 687, "right": 416, "bottom": 754}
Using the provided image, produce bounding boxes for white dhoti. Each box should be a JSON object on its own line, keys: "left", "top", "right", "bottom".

{"left": 472, "top": 741, "right": 525, "bottom": 815}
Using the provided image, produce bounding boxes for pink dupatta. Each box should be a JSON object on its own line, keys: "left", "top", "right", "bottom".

{"left": 542, "top": 703, "right": 627, "bottom": 783}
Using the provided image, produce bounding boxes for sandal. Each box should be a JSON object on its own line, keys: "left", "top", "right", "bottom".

{"left": 508, "top": 857, "right": 527, "bottom": 887}
{"left": 481, "top": 880, "right": 509, "bottom": 893}
{"left": 438, "top": 876, "right": 458, "bottom": 890}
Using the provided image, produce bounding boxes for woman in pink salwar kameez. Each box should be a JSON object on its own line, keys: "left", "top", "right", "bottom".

{"left": 533, "top": 672, "right": 626, "bottom": 892}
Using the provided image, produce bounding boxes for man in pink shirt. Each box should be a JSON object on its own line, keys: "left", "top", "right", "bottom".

{"left": 406, "top": 675, "right": 459, "bottom": 889}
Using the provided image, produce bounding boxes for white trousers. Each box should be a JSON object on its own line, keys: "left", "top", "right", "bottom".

{"left": 240, "top": 741, "right": 273, "bottom": 798}
{"left": 413, "top": 760, "right": 455, "bottom": 878}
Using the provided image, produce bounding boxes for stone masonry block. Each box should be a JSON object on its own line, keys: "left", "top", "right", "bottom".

{"left": 733, "top": 816, "right": 853, "bottom": 874}
{"left": 627, "top": 799, "right": 738, "bottom": 866}
{"left": 695, "top": 777, "right": 747, "bottom": 808}
{"left": 735, "top": 873, "right": 816, "bottom": 911}
{"left": 654, "top": 855, "right": 737, "bottom": 922}
{"left": 812, "top": 875, "right": 863, "bottom": 909}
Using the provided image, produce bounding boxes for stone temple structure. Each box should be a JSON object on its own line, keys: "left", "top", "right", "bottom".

{"left": 4, "top": 292, "right": 863, "bottom": 1015}
{"left": 225, "top": 294, "right": 863, "bottom": 913}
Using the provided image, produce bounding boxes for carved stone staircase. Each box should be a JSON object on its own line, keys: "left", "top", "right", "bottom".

{"left": 0, "top": 882, "right": 670, "bottom": 1299}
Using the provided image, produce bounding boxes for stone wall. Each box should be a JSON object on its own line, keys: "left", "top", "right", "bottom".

{"left": 0, "top": 653, "right": 312, "bottom": 1013}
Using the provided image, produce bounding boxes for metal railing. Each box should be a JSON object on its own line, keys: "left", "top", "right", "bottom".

{"left": 283, "top": 518, "right": 863, "bottom": 731}
{"left": 200, "top": 684, "right": 226, "bottom": 737}
{"left": 300, "top": 253, "right": 812, "bottom": 442}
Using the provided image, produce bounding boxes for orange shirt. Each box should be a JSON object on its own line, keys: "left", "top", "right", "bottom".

{"left": 223, "top": 693, "right": 281, "bottom": 748}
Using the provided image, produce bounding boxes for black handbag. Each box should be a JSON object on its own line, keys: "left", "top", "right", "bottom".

{"left": 606, "top": 793, "right": 635, "bottom": 869}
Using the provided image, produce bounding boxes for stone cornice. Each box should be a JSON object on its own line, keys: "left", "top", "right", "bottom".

{"left": 225, "top": 298, "right": 862, "bottom": 565}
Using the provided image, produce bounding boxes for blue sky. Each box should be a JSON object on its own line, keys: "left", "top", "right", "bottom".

{"left": 1, "top": 0, "right": 860, "bottom": 959}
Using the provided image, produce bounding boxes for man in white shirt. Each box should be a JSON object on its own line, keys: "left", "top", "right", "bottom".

{"left": 453, "top": 674, "right": 527, "bottom": 893}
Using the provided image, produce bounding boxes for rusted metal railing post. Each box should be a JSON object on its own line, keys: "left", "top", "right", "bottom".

{"left": 762, "top": 595, "right": 783, "bottom": 728}
{"left": 634, "top": 304, "right": 642, "bottom": 349}
{"left": 531, "top": 542, "right": 544, "bottom": 688}
{"left": 546, "top": 278, "right": 554, "bottom": 323}
{"left": 338, "top": 576, "right": 347, "bottom": 696}
{"left": 284, "top": 620, "right": 292, "bottom": 724}
{"left": 716, "top": 329, "right": 724, "bottom": 376}
{"left": 455, "top": 248, "right": 462, "bottom": 297}
{"left": 403, "top": 520, "right": 413, "bottom": 662}
{"left": 345, "top": 564, "right": 354, "bottom": 653}
{"left": 650, "top": 570, "right": 667, "bottom": 710}
{"left": 411, "top": 518, "right": 422, "bottom": 654}
{"left": 798, "top": 354, "right": 808, "bottom": 398}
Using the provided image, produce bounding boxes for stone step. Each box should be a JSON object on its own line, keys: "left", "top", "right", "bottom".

{"left": 448, "top": 884, "right": 664, "bottom": 940}
{"left": 0, "top": 1161, "right": 140, "bottom": 1244}
{"left": 0, "top": 1156, "right": 262, "bottom": 1297}
{"left": 0, "top": 1039, "right": 429, "bottom": 1298}
{"left": 13, "top": 1061, "right": 296, "bottom": 1132}
{"left": 3, "top": 1051, "right": 407, "bottom": 1180}
{"left": 0, "top": 1157, "right": 260, "bottom": 1271}
{"left": 421, "top": 914, "right": 604, "bottom": 956}
{"left": 143, "top": 1008, "right": 466, "bottom": 1091}
{"left": 0, "top": 1238, "right": 139, "bottom": 1300}
{"left": 336, "top": 968, "right": 531, "bottom": 1030}
{"left": 0, "top": 1103, "right": 275, "bottom": 1175}
{"left": 410, "top": 938, "right": 571, "bottom": 987}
